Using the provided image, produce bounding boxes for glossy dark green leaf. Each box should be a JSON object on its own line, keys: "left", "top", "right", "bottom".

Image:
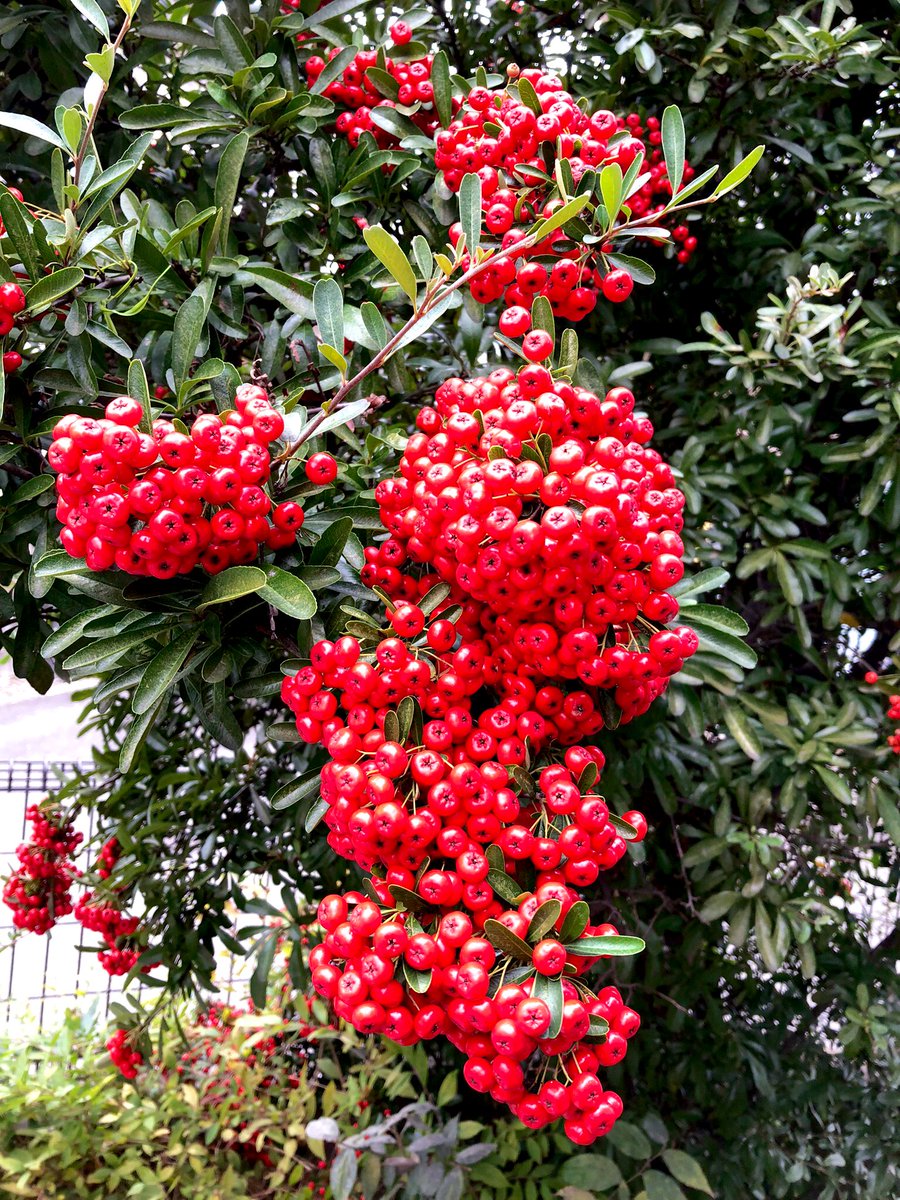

{"left": 258, "top": 566, "right": 317, "bottom": 620}
{"left": 132, "top": 628, "right": 200, "bottom": 715}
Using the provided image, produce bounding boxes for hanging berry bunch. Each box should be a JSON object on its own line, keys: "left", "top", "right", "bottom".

{"left": 863, "top": 672, "right": 900, "bottom": 754}
{"left": 303, "top": 22, "right": 449, "bottom": 149}
{"left": 0, "top": 280, "right": 26, "bottom": 374}
{"left": 436, "top": 70, "right": 697, "bottom": 321}
{"left": 2, "top": 805, "right": 82, "bottom": 934}
{"left": 74, "top": 839, "right": 156, "bottom": 977}
{"left": 47, "top": 384, "right": 304, "bottom": 576}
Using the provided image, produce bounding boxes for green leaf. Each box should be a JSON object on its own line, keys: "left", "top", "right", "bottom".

{"left": 309, "top": 44, "right": 356, "bottom": 95}
{"left": 559, "top": 900, "right": 590, "bottom": 943}
{"left": 360, "top": 301, "right": 388, "bottom": 351}
{"left": 305, "top": 796, "right": 328, "bottom": 832}
{"left": 677, "top": 616, "right": 758, "bottom": 670}
{"left": 363, "top": 225, "right": 418, "bottom": 305}
{"left": 31, "top": 549, "right": 90, "bottom": 580}
{"left": 775, "top": 552, "right": 803, "bottom": 607}
{"left": 119, "top": 698, "right": 165, "bottom": 772}
{"left": 214, "top": 130, "right": 250, "bottom": 251}
{"left": 10, "top": 474, "right": 55, "bottom": 502}
{"left": 62, "top": 627, "right": 162, "bottom": 671}
{"left": 644, "top": 1169, "right": 687, "bottom": 1200}
{"left": 84, "top": 44, "right": 115, "bottom": 85}
{"left": 213, "top": 13, "right": 254, "bottom": 69}
{"left": 459, "top": 171, "right": 482, "bottom": 258}
{"left": 73, "top": 0, "right": 110, "bottom": 37}
{"left": 724, "top": 706, "right": 763, "bottom": 761}
{"left": 431, "top": 50, "right": 452, "bottom": 128}
{"left": 486, "top": 869, "right": 524, "bottom": 904}
{"left": 272, "top": 770, "right": 321, "bottom": 811}
{"left": 314, "top": 277, "right": 345, "bottom": 358}
{"left": 483, "top": 919, "right": 533, "bottom": 962}
{"left": 309, "top": 516, "right": 353, "bottom": 566}
{"left": 560, "top": 1156, "right": 623, "bottom": 1191}
{"left": 608, "top": 1120, "right": 652, "bottom": 1160}
{"left": 604, "top": 252, "right": 656, "bottom": 285}
{"left": 531, "top": 972, "right": 564, "bottom": 1039}
{"left": 171, "top": 294, "right": 206, "bottom": 389}
{"left": 682, "top": 603, "right": 749, "bottom": 636}
{"left": 249, "top": 929, "right": 278, "bottom": 1010}
{"left": 698, "top": 890, "right": 739, "bottom": 923}
{"left": 331, "top": 1147, "right": 360, "bottom": 1200}
{"left": 239, "top": 265, "right": 314, "bottom": 318}
{"left": 401, "top": 961, "right": 433, "bottom": 993}
{"left": 127, "top": 359, "right": 152, "bottom": 431}
{"left": 661, "top": 1150, "right": 713, "bottom": 1196}
{"left": 876, "top": 792, "right": 900, "bottom": 847}
{"left": 197, "top": 565, "right": 266, "bottom": 609}
{"left": 527, "top": 899, "right": 561, "bottom": 943}
{"left": 0, "top": 111, "right": 66, "bottom": 149}
{"left": 531, "top": 294, "right": 555, "bottom": 343}
{"left": 661, "top": 105, "right": 685, "bottom": 196}
{"left": 132, "top": 628, "right": 200, "bottom": 715}
{"left": 712, "top": 145, "right": 765, "bottom": 197}
{"left": 670, "top": 568, "right": 729, "bottom": 599}
{"left": 600, "top": 162, "right": 624, "bottom": 226}
{"left": 24, "top": 267, "right": 85, "bottom": 316}
{"left": 0, "top": 190, "right": 40, "bottom": 281}
{"left": 564, "top": 935, "right": 646, "bottom": 957}
{"left": 531, "top": 193, "right": 591, "bottom": 239}
{"left": 41, "top": 605, "right": 118, "bottom": 660}
{"left": 258, "top": 566, "right": 317, "bottom": 620}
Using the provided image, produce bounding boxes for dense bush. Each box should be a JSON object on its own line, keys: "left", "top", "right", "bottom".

{"left": 0, "top": 0, "right": 898, "bottom": 1196}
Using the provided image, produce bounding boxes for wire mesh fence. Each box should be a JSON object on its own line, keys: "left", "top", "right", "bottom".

{"left": 0, "top": 759, "right": 257, "bottom": 1036}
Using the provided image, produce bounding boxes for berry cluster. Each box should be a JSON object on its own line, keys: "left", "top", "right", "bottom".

{"left": 375, "top": 367, "right": 697, "bottom": 725}
{"left": 48, "top": 385, "right": 304, "bottom": 577}
{"left": 74, "top": 840, "right": 151, "bottom": 978}
{"left": 304, "top": 27, "right": 449, "bottom": 149}
{"left": 435, "top": 71, "right": 695, "bottom": 320}
{"left": 311, "top": 876, "right": 640, "bottom": 1143}
{"left": 279, "top": 352, "right": 698, "bottom": 1141}
{"left": 107, "top": 1028, "right": 143, "bottom": 1079}
{"left": 0, "top": 280, "right": 25, "bottom": 374}
{"left": 2, "top": 805, "right": 82, "bottom": 934}
{"left": 865, "top": 672, "right": 900, "bottom": 753}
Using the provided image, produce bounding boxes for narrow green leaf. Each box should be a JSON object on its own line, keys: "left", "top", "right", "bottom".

{"left": 600, "top": 162, "right": 624, "bottom": 227}
{"left": 305, "top": 796, "right": 328, "bottom": 832}
{"left": 677, "top": 615, "right": 758, "bottom": 670}
{"left": 0, "top": 190, "right": 40, "bottom": 281}
{"left": 559, "top": 900, "right": 590, "bottom": 943}
{"left": 483, "top": 919, "right": 534, "bottom": 962}
{"left": 62, "top": 627, "right": 161, "bottom": 671}
{"left": 876, "top": 792, "right": 900, "bottom": 847}
{"left": 119, "top": 698, "right": 165, "bottom": 772}
{"left": 564, "top": 935, "right": 646, "bottom": 957}
{"left": 0, "top": 111, "right": 66, "bottom": 149}
{"left": 72, "top": 0, "right": 110, "bottom": 38}
{"left": 360, "top": 300, "right": 388, "bottom": 350}
{"left": 604, "top": 251, "right": 656, "bottom": 285}
{"left": 197, "top": 565, "right": 266, "bottom": 609}
{"left": 127, "top": 359, "right": 152, "bottom": 432}
{"left": 531, "top": 294, "right": 555, "bottom": 343}
{"left": 724, "top": 706, "right": 762, "bottom": 761}
{"left": 431, "top": 50, "right": 452, "bottom": 128}
{"left": 531, "top": 193, "right": 591, "bottom": 240}
{"left": 660, "top": 1150, "right": 712, "bottom": 1196}
{"left": 132, "top": 628, "right": 200, "bottom": 715}
{"left": 24, "top": 267, "right": 85, "bottom": 316}
{"left": 213, "top": 13, "right": 254, "bottom": 69}
{"left": 531, "top": 972, "right": 564, "bottom": 1039}
{"left": 313, "top": 277, "right": 345, "bottom": 358}
{"left": 171, "top": 293, "right": 206, "bottom": 388}
{"left": 272, "top": 770, "right": 321, "bottom": 811}
{"left": 363, "top": 225, "right": 418, "bottom": 305}
{"left": 527, "top": 899, "right": 561, "bottom": 943}
{"left": 712, "top": 145, "right": 765, "bottom": 197}
{"left": 670, "top": 567, "right": 729, "bottom": 599}
{"left": 682, "top": 603, "right": 749, "bottom": 636}
{"left": 661, "top": 105, "right": 685, "bottom": 196}
{"left": 258, "top": 566, "right": 317, "bottom": 620}
{"left": 459, "top": 171, "right": 482, "bottom": 258}
{"left": 214, "top": 129, "right": 250, "bottom": 251}
{"left": 309, "top": 44, "right": 356, "bottom": 95}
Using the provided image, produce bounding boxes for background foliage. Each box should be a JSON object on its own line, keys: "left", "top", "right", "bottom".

{"left": 0, "top": 0, "right": 898, "bottom": 1197}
